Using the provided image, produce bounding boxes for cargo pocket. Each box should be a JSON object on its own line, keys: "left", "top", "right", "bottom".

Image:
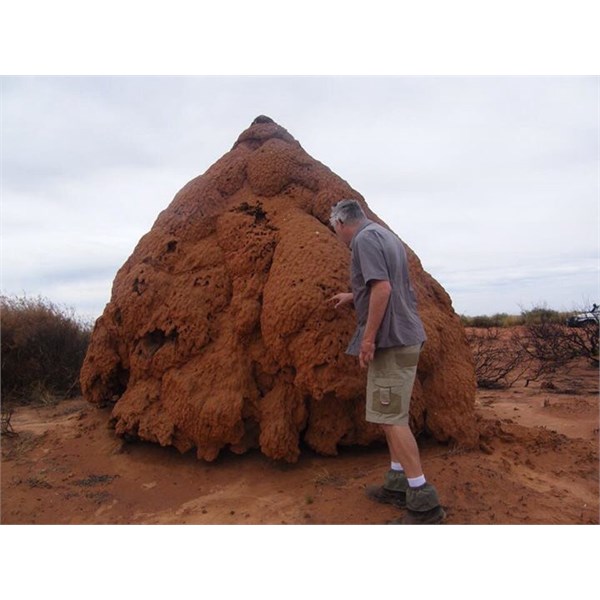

{"left": 372, "top": 378, "right": 403, "bottom": 415}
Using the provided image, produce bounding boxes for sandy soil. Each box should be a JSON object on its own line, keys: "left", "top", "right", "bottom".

{"left": 2, "top": 355, "right": 598, "bottom": 525}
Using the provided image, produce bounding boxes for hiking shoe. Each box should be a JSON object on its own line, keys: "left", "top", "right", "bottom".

{"left": 406, "top": 482, "right": 441, "bottom": 511}
{"left": 387, "top": 505, "right": 447, "bottom": 525}
{"left": 365, "top": 485, "right": 407, "bottom": 508}
{"left": 385, "top": 482, "right": 446, "bottom": 524}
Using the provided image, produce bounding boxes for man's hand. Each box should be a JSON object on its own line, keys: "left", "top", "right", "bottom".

{"left": 329, "top": 292, "right": 353, "bottom": 309}
{"left": 359, "top": 339, "right": 376, "bottom": 369}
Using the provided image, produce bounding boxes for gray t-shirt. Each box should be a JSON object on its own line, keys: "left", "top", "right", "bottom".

{"left": 346, "top": 220, "right": 427, "bottom": 356}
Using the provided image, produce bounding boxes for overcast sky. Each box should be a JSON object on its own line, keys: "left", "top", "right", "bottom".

{"left": 1, "top": 76, "right": 598, "bottom": 320}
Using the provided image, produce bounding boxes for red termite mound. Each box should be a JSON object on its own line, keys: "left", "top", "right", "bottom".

{"left": 80, "top": 116, "right": 479, "bottom": 462}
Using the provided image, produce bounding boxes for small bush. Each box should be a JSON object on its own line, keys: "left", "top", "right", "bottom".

{"left": 516, "top": 320, "right": 599, "bottom": 372}
{"left": 520, "top": 304, "right": 570, "bottom": 326}
{"left": 1, "top": 295, "right": 92, "bottom": 405}
{"left": 461, "top": 313, "right": 522, "bottom": 328}
{"left": 465, "top": 328, "right": 532, "bottom": 388}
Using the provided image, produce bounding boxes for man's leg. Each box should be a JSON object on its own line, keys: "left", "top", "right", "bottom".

{"left": 381, "top": 424, "right": 422, "bottom": 478}
{"left": 364, "top": 345, "right": 444, "bottom": 521}
{"left": 364, "top": 346, "right": 418, "bottom": 508}
{"left": 365, "top": 425, "right": 410, "bottom": 508}
{"left": 381, "top": 424, "right": 445, "bottom": 524}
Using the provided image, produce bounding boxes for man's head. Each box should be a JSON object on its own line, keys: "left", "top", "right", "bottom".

{"left": 329, "top": 199, "right": 367, "bottom": 245}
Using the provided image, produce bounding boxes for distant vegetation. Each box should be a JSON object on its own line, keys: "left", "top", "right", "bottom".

{"left": 460, "top": 306, "right": 573, "bottom": 328}
{"left": 462, "top": 304, "right": 599, "bottom": 389}
{"left": 1, "top": 295, "right": 93, "bottom": 406}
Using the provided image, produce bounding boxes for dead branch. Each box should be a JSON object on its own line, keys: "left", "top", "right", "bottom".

{"left": 1, "top": 406, "right": 18, "bottom": 437}
{"left": 466, "top": 328, "right": 533, "bottom": 389}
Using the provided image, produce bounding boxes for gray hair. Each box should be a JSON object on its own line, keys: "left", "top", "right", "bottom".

{"left": 329, "top": 199, "right": 366, "bottom": 227}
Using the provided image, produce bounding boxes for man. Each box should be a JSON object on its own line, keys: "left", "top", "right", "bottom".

{"left": 329, "top": 199, "right": 445, "bottom": 525}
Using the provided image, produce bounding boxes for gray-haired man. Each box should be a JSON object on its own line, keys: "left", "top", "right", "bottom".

{"left": 329, "top": 199, "right": 445, "bottom": 524}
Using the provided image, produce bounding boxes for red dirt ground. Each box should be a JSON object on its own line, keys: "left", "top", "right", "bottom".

{"left": 2, "top": 356, "right": 598, "bottom": 525}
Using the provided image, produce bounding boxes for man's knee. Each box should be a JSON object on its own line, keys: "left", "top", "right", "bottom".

{"left": 380, "top": 423, "right": 410, "bottom": 432}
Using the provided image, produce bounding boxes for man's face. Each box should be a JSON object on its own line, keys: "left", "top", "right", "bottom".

{"left": 333, "top": 220, "right": 353, "bottom": 246}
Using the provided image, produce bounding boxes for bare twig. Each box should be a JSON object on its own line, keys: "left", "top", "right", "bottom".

{"left": 1, "top": 406, "right": 18, "bottom": 437}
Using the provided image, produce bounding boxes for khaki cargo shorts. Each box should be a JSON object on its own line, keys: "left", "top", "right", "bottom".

{"left": 365, "top": 344, "right": 421, "bottom": 425}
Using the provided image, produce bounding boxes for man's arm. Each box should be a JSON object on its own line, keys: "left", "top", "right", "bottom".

{"left": 359, "top": 280, "right": 392, "bottom": 368}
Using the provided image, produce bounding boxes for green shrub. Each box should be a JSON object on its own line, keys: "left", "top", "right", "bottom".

{"left": 461, "top": 305, "right": 572, "bottom": 328}
{"left": 520, "top": 304, "right": 568, "bottom": 325}
{"left": 1, "top": 295, "right": 92, "bottom": 405}
{"left": 461, "top": 312, "right": 522, "bottom": 328}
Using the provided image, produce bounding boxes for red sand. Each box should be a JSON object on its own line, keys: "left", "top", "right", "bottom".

{"left": 3, "top": 354, "right": 597, "bottom": 524}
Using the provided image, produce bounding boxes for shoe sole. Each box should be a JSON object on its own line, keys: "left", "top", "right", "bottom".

{"left": 365, "top": 485, "right": 407, "bottom": 508}
{"left": 387, "top": 507, "right": 447, "bottom": 525}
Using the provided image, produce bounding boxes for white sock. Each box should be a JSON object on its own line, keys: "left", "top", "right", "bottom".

{"left": 407, "top": 475, "right": 426, "bottom": 488}
{"left": 390, "top": 461, "right": 403, "bottom": 472}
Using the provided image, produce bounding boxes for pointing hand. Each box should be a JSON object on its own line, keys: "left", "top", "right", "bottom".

{"left": 329, "top": 292, "right": 353, "bottom": 309}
